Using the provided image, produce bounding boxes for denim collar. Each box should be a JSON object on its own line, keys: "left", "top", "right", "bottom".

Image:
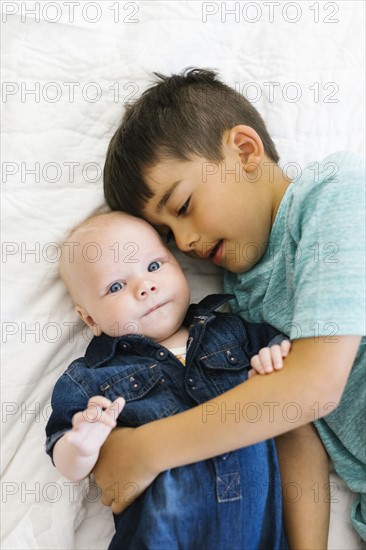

{"left": 84, "top": 294, "right": 233, "bottom": 369}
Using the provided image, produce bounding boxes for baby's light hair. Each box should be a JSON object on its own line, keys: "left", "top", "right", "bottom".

{"left": 59, "top": 210, "right": 124, "bottom": 304}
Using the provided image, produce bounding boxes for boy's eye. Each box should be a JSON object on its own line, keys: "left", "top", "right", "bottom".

{"left": 177, "top": 198, "right": 190, "bottom": 216}
{"left": 109, "top": 282, "right": 124, "bottom": 293}
{"left": 148, "top": 261, "right": 161, "bottom": 272}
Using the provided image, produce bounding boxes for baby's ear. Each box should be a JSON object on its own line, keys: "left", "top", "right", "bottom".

{"left": 75, "top": 305, "right": 102, "bottom": 337}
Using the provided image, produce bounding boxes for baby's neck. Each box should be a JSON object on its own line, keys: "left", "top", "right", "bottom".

{"left": 158, "top": 325, "right": 189, "bottom": 350}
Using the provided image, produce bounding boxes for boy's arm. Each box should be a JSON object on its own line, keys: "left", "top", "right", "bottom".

{"left": 93, "top": 335, "right": 360, "bottom": 514}
{"left": 53, "top": 396, "right": 124, "bottom": 482}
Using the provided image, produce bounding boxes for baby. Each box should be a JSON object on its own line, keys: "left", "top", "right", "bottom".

{"left": 45, "top": 211, "right": 290, "bottom": 550}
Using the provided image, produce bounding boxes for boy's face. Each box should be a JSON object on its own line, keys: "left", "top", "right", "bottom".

{"left": 142, "top": 148, "right": 273, "bottom": 274}
{"left": 70, "top": 214, "right": 190, "bottom": 340}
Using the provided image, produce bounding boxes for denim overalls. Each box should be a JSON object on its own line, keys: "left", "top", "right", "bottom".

{"left": 46, "top": 295, "right": 288, "bottom": 550}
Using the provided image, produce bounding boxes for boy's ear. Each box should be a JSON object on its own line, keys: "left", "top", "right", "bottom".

{"left": 224, "top": 125, "right": 264, "bottom": 171}
{"left": 75, "top": 305, "right": 102, "bottom": 337}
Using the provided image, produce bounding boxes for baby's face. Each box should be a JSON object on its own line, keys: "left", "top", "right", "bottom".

{"left": 69, "top": 214, "right": 190, "bottom": 340}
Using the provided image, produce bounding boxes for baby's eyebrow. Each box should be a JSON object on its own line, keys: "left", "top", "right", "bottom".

{"left": 156, "top": 180, "right": 182, "bottom": 212}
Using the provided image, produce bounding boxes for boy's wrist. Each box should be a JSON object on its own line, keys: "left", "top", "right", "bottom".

{"left": 135, "top": 422, "right": 165, "bottom": 476}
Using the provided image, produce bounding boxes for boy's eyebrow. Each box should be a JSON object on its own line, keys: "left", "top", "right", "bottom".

{"left": 156, "top": 180, "right": 182, "bottom": 212}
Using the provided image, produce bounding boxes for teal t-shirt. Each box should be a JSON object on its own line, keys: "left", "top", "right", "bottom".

{"left": 224, "top": 152, "right": 366, "bottom": 539}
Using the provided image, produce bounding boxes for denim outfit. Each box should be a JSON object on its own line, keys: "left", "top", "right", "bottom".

{"left": 46, "top": 295, "right": 288, "bottom": 550}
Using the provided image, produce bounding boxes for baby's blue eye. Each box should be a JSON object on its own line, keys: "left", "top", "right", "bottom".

{"left": 109, "top": 282, "right": 123, "bottom": 293}
{"left": 148, "top": 261, "right": 161, "bottom": 272}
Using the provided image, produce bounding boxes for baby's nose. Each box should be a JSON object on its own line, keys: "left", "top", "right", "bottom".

{"left": 136, "top": 280, "right": 157, "bottom": 298}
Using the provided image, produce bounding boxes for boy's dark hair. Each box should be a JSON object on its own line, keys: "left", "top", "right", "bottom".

{"left": 104, "top": 68, "right": 279, "bottom": 215}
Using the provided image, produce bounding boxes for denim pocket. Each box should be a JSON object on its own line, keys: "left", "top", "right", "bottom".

{"left": 99, "top": 363, "right": 179, "bottom": 426}
{"left": 199, "top": 345, "right": 249, "bottom": 395}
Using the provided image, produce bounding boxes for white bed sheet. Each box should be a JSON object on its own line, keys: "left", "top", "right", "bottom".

{"left": 2, "top": 1, "right": 365, "bottom": 548}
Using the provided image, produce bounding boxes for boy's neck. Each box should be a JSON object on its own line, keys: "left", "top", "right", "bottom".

{"left": 264, "top": 160, "right": 292, "bottom": 227}
{"left": 158, "top": 325, "right": 189, "bottom": 350}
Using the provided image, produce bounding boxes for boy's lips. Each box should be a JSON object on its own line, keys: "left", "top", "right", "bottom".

{"left": 204, "top": 240, "right": 223, "bottom": 263}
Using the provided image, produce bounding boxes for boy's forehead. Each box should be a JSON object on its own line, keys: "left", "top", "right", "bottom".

{"left": 145, "top": 154, "right": 210, "bottom": 194}
{"left": 146, "top": 156, "right": 199, "bottom": 182}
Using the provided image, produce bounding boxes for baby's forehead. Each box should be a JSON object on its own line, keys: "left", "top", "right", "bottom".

{"left": 76, "top": 216, "right": 157, "bottom": 244}
{"left": 68, "top": 214, "right": 165, "bottom": 260}
{"left": 61, "top": 212, "right": 168, "bottom": 276}
{"left": 72, "top": 212, "right": 131, "bottom": 236}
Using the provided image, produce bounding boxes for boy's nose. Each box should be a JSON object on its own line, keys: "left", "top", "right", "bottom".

{"left": 174, "top": 228, "right": 199, "bottom": 253}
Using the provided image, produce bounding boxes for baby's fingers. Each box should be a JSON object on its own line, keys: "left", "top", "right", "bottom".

{"left": 87, "top": 396, "right": 125, "bottom": 428}
{"left": 71, "top": 410, "right": 88, "bottom": 428}
{"left": 280, "top": 339, "right": 291, "bottom": 357}
{"left": 104, "top": 397, "right": 125, "bottom": 424}
{"left": 258, "top": 347, "right": 277, "bottom": 373}
{"left": 84, "top": 397, "right": 114, "bottom": 426}
{"left": 72, "top": 396, "right": 125, "bottom": 430}
{"left": 88, "top": 395, "right": 115, "bottom": 410}
{"left": 267, "top": 345, "right": 284, "bottom": 371}
{"left": 250, "top": 354, "right": 266, "bottom": 375}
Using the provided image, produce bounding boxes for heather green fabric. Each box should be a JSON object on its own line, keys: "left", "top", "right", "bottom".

{"left": 224, "top": 152, "right": 366, "bottom": 539}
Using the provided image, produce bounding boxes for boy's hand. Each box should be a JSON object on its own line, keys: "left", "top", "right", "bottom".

{"left": 93, "top": 426, "right": 158, "bottom": 515}
{"left": 64, "top": 396, "right": 125, "bottom": 458}
{"left": 249, "top": 340, "right": 291, "bottom": 378}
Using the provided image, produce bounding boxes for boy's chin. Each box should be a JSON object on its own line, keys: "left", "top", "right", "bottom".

{"left": 224, "top": 258, "right": 259, "bottom": 274}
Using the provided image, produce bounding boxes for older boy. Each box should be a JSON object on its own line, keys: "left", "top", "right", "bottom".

{"left": 101, "top": 68, "right": 365, "bottom": 547}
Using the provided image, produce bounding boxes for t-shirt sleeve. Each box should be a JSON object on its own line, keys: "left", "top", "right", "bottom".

{"left": 288, "top": 152, "right": 365, "bottom": 339}
{"left": 237, "top": 317, "right": 286, "bottom": 355}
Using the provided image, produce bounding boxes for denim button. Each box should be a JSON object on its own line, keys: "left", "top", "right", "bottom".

{"left": 120, "top": 341, "right": 131, "bottom": 351}
{"left": 226, "top": 350, "right": 238, "bottom": 365}
{"left": 156, "top": 349, "right": 168, "bottom": 360}
{"left": 188, "top": 378, "right": 195, "bottom": 388}
{"left": 129, "top": 376, "right": 141, "bottom": 391}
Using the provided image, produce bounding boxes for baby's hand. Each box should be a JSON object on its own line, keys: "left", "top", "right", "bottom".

{"left": 249, "top": 340, "right": 291, "bottom": 378}
{"left": 64, "top": 396, "right": 125, "bottom": 457}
